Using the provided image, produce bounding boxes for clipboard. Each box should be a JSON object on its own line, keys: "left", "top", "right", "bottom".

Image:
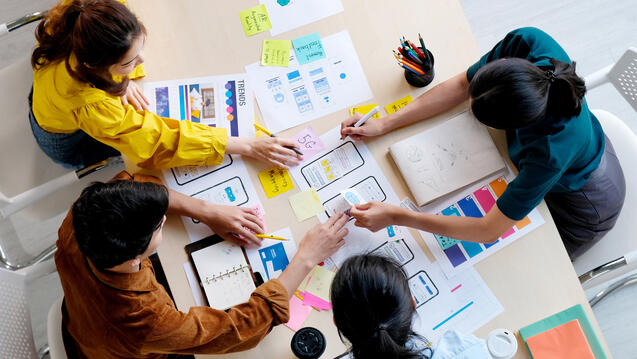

{"left": 185, "top": 235, "right": 264, "bottom": 308}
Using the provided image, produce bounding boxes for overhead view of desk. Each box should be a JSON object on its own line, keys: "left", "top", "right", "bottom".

{"left": 126, "top": 0, "right": 611, "bottom": 358}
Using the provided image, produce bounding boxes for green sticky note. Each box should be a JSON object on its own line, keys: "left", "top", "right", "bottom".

{"left": 239, "top": 4, "right": 272, "bottom": 37}
{"left": 261, "top": 39, "right": 291, "bottom": 67}
{"left": 519, "top": 304, "right": 607, "bottom": 359}
{"left": 292, "top": 32, "right": 326, "bottom": 65}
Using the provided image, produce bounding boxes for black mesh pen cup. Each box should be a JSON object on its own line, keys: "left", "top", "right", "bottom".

{"left": 291, "top": 327, "right": 326, "bottom": 359}
{"left": 404, "top": 48, "right": 434, "bottom": 88}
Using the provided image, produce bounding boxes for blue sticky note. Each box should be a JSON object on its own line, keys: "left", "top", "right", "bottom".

{"left": 292, "top": 33, "right": 326, "bottom": 65}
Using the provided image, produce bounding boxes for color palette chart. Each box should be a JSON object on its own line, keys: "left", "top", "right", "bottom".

{"left": 416, "top": 169, "right": 545, "bottom": 278}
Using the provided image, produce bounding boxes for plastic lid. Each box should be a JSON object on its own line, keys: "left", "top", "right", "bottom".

{"left": 487, "top": 328, "right": 518, "bottom": 359}
{"left": 291, "top": 327, "right": 326, "bottom": 359}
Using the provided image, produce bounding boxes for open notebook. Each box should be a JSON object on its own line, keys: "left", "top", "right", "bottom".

{"left": 389, "top": 111, "right": 505, "bottom": 206}
{"left": 186, "top": 236, "right": 258, "bottom": 310}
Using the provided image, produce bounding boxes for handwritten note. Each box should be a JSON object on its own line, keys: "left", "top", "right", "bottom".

{"left": 258, "top": 167, "right": 294, "bottom": 198}
{"left": 292, "top": 33, "right": 326, "bottom": 65}
{"left": 303, "top": 265, "right": 335, "bottom": 301}
{"left": 285, "top": 295, "right": 313, "bottom": 331}
{"left": 261, "top": 39, "right": 291, "bottom": 67}
{"left": 293, "top": 127, "right": 325, "bottom": 160}
{"left": 384, "top": 95, "right": 413, "bottom": 115}
{"left": 349, "top": 103, "right": 381, "bottom": 119}
{"left": 288, "top": 188, "right": 324, "bottom": 221}
{"left": 239, "top": 4, "right": 272, "bottom": 36}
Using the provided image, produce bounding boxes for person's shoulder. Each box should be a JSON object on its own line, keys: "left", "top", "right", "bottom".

{"left": 507, "top": 27, "right": 555, "bottom": 43}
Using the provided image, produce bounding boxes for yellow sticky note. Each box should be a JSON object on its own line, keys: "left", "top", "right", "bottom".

{"left": 349, "top": 104, "right": 381, "bottom": 119}
{"left": 384, "top": 95, "right": 413, "bottom": 115}
{"left": 288, "top": 188, "right": 325, "bottom": 222}
{"left": 239, "top": 4, "right": 272, "bottom": 37}
{"left": 258, "top": 167, "right": 294, "bottom": 198}
{"left": 261, "top": 39, "right": 291, "bottom": 67}
{"left": 304, "top": 265, "right": 336, "bottom": 302}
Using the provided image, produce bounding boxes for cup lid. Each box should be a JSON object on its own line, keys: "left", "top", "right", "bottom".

{"left": 487, "top": 328, "right": 518, "bottom": 359}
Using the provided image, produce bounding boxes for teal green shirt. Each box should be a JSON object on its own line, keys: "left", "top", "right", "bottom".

{"left": 466, "top": 27, "right": 604, "bottom": 220}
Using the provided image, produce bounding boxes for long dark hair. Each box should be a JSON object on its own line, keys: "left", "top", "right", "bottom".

{"left": 331, "top": 255, "right": 429, "bottom": 359}
{"left": 469, "top": 57, "right": 586, "bottom": 129}
{"left": 72, "top": 180, "right": 169, "bottom": 269}
{"left": 31, "top": 0, "right": 145, "bottom": 96}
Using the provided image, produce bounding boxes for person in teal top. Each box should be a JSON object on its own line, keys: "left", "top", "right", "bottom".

{"left": 339, "top": 27, "right": 625, "bottom": 259}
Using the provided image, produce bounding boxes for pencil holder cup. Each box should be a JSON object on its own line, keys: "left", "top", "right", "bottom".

{"left": 404, "top": 48, "right": 434, "bottom": 88}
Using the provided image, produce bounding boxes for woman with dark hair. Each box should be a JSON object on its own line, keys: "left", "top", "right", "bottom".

{"left": 31, "top": 0, "right": 301, "bottom": 169}
{"left": 340, "top": 27, "right": 625, "bottom": 259}
{"left": 331, "top": 254, "right": 490, "bottom": 359}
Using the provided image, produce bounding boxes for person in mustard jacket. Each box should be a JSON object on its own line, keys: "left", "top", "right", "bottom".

{"left": 30, "top": 0, "right": 302, "bottom": 169}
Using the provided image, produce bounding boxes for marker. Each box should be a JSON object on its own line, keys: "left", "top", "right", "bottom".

{"left": 253, "top": 123, "right": 303, "bottom": 156}
{"left": 256, "top": 234, "right": 288, "bottom": 241}
{"left": 353, "top": 105, "right": 380, "bottom": 127}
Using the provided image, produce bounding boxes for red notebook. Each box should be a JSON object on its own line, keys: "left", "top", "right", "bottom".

{"left": 526, "top": 319, "right": 595, "bottom": 359}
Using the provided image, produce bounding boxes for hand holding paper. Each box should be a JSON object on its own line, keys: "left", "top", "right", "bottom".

{"left": 350, "top": 201, "right": 403, "bottom": 232}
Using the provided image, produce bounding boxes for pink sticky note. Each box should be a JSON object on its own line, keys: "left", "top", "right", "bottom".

{"left": 285, "top": 295, "right": 313, "bottom": 332}
{"left": 293, "top": 127, "right": 325, "bottom": 160}
{"left": 300, "top": 292, "right": 332, "bottom": 311}
{"left": 251, "top": 205, "right": 267, "bottom": 232}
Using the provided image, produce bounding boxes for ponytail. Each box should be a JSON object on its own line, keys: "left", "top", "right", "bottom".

{"left": 470, "top": 57, "right": 587, "bottom": 129}
{"left": 546, "top": 58, "right": 586, "bottom": 117}
{"left": 31, "top": 0, "right": 145, "bottom": 96}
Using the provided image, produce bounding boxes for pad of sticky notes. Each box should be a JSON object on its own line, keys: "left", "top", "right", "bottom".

{"left": 262, "top": 39, "right": 291, "bottom": 67}
{"left": 385, "top": 95, "right": 413, "bottom": 114}
{"left": 289, "top": 188, "right": 325, "bottom": 221}
{"left": 258, "top": 167, "right": 294, "bottom": 198}
{"left": 349, "top": 104, "right": 381, "bottom": 119}
{"left": 239, "top": 4, "right": 272, "bottom": 36}
{"left": 292, "top": 33, "right": 326, "bottom": 65}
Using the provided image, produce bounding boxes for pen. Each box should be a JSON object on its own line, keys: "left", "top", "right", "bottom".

{"left": 256, "top": 234, "right": 288, "bottom": 241}
{"left": 253, "top": 123, "right": 304, "bottom": 156}
{"left": 353, "top": 105, "right": 380, "bottom": 127}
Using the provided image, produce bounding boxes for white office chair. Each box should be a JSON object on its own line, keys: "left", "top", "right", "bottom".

{"left": 574, "top": 48, "right": 637, "bottom": 290}
{"left": 46, "top": 297, "right": 67, "bottom": 359}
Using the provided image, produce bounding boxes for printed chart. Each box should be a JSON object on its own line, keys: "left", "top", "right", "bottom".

{"left": 144, "top": 73, "right": 254, "bottom": 137}
{"left": 407, "top": 167, "right": 545, "bottom": 278}
{"left": 162, "top": 155, "right": 263, "bottom": 242}
{"left": 246, "top": 30, "right": 373, "bottom": 133}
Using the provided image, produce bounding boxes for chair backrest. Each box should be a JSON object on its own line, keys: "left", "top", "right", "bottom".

{"left": 608, "top": 47, "right": 637, "bottom": 112}
{"left": 573, "top": 109, "right": 637, "bottom": 276}
{"left": 0, "top": 268, "right": 38, "bottom": 359}
{"left": 47, "top": 297, "right": 68, "bottom": 359}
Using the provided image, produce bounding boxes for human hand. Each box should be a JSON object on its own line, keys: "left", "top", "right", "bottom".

{"left": 295, "top": 212, "right": 349, "bottom": 266}
{"left": 340, "top": 113, "right": 387, "bottom": 140}
{"left": 349, "top": 201, "right": 402, "bottom": 232}
{"left": 242, "top": 136, "right": 303, "bottom": 169}
{"left": 198, "top": 204, "right": 264, "bottom": 246}
{"left": 121, "top": 80, "right": 150, "bottom": 111}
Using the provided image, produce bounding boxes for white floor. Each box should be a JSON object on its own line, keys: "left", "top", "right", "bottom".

{"left": 2, "top": 0, "right": 637, "bottom": 357}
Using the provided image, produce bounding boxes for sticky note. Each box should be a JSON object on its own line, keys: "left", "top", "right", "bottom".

{"left": 526, "top": 320, "right": 595, "bottom": 359}
{"left": 239, "top": 4, "right": 272, "bottom": 37}
{"left": 251, "top": 205, "right": 267, "bottom": 232}
{"left": 303, "top": 265, "right": 335, "bottom": 301}
{"left": 288, "top": 188, "right": 325, "bottom": 221}
{"left": 349, "top": 104, "right": 381, "bottom": 119}
{"left": 285, "top": 296, "right": 313, "bottom": 331}
{"left": 261, "top": 39, "right": 291, "bottom": 67}
{"left": 300, "top": 292, "right": 332, "bottom": 311}
{"left": 384, "top": 95, "right": 413, "bottom": 114}
{"left": 258, "top": 167, "right": 294, "bottom": 198}
{"left": 292, "top": 127, "right": 325, "bottom": 160}
{"left": 292, "top": 33, "right": 326, "bottom": 65}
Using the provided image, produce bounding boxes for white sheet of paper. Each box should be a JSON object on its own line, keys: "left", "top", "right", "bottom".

{"left": 411, "top": 165, "right": 545, "bottom": 279}
{"left": 246, "top": 227, "right": 298, "bottom": 281}
{"left": 143, "top": 73, "right": 254, "bottom": 137}
{"left": 260, "top": 0, "right": 344, "bottom": 36}
{"left": 183, "top": 261, "right": 206, "bottom": 307}
{"left": 162, "top": 155, "right": 263, "bottom": 242}
{"left": 246, "top": 30, "right": 372, "bottom": 133}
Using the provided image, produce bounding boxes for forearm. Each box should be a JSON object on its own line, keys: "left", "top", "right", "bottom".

{"left": 225, "top": 136, "right": 251, "bottom": 156}
{"left": 383, "top": 71, "right": 470, "bottom": 133}
{"left": 167, "top": 188, "right": 216, "bottom": 220}
{"left": 276, "top": 255, "right": 314, "bottom": 299}
{"left": 396, "top": 207, "right": 499, "bottom": 243}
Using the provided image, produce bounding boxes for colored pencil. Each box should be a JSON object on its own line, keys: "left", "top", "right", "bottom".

{"left": 400, "top": 63, "right": 424, "bottom": 75}
{"left": 398, "top": 61, "right": 424, "bottom": 75}
{"left": 418, "top": 33, "right": 428, "bottom": 55}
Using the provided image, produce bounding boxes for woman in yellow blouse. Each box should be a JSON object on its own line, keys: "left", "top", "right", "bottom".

{"left": 30, "top": 0, "right": 302, "bottom": 169}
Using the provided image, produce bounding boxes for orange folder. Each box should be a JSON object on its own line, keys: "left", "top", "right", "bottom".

{"left": 526, "top": 319, "right": 595, "bottom": 359}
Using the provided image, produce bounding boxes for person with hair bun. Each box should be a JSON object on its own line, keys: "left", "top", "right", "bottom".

{"left": 340, "top": 27, "right": 625, "bottom": 259}
{"left": 31, "top": 0, "right": 301, "bottom": 169}
{"left": 331, "top": 254, "right": 490, "bottom": 359}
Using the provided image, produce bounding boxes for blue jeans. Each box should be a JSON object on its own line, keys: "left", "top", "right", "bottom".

{"left": 28, "top": 88, "right": 119, "bottom": 169}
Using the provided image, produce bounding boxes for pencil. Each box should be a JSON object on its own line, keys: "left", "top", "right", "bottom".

{"left": 399, "top": 60, "right": 425, "bottom": 75}
{"left": 409, "top": 40, "right": 426, "bottom": 59}
{"left": 396, "top": 54, "right": 421, "bottom": 70}
{"left": 418, "top": 33, "right": 428, "bottom": 55}
{"left": 256, "top": 234, "right": 288, "bottom": 241}
{"left": 400, "top": 63, "right": 424, "bottom": 76}
{"left": 253, "top": 123, "right": 304, "bottom": 156}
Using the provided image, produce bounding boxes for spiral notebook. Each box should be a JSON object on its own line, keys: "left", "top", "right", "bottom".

{"left": 185, "top": 235, "right": 260, "bottom": 310}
